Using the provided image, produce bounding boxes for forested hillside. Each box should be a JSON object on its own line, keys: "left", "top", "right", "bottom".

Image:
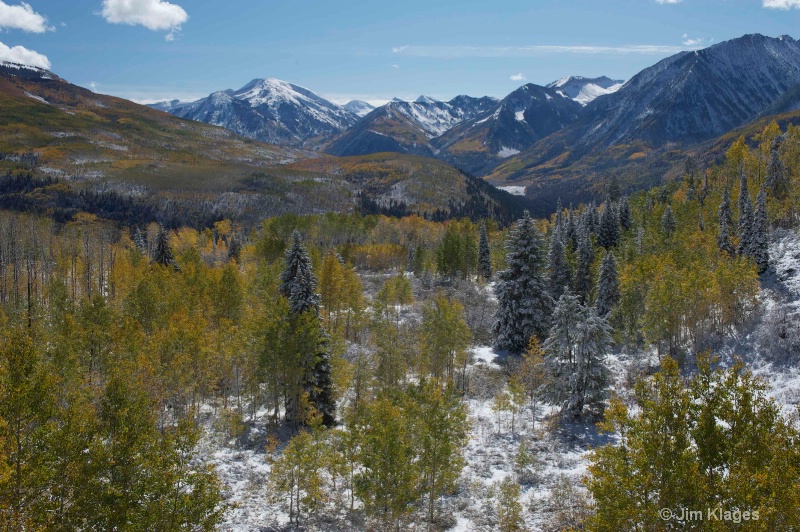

{"left": 0, "top": 118, "right": 798, "bottom": 530}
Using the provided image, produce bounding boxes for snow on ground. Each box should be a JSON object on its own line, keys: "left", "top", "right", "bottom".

{"left": 497, "top": 146, "right": 521, "bottom": 158}
{"left": 198, "top": 229, "right": 800, "bottom": 531}
{"left": 497, "top": 185, "right": 526, "bottom": 196}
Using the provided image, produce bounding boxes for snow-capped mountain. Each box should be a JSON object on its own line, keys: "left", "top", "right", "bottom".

{"left": 343, "top": 100, "right": 375, "bottom": 117}
{"left": 150, "top": 78, "right": 358, "bottom": 148}
{"left": 325, "top": 95, "right": 498, "bottom": 157}
{"left": 432, "top": 83, "right": 581, "bottom": 175}
{"left": 578, "top": 34, "right": 800, "bottom": 147}
{"left": 546, "top": 76, "right": 624, "bottom": 105}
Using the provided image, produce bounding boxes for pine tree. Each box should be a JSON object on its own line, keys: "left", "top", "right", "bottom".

{"left": 597, "top": 200, "right": 620, "bottom": 249}
{"left": 543, "top": 291, "right": 611, "bottom": 418}
{"left": 548, "top": 230, "right": 572, "bottom": 300}
{"left": 595, "top": 251, "right": 620, "bottom": 317}
{"left": 618, "top": 196, "right": 633, "bottom": 231}
{"left": 661, "top": 205, "right": 676, "bottom": 237}
{"left": 493, "top": 212, "right": 553, "bottom": 354}
{"left": 573, "top": 225, "right": 594, "bottom": 304}
{"left": 765, "top": 136, "right": 789, "bottom": 199}
{"left": 737, "top": 172, "right": 755, "bottom": 257}
{"left": 717, "top": 187, "right": 735, "bottom": 254}
{"left": 152, "top": 224, "right": 179, "bottom": 270}
{"left": 479, "top": 221, "right": 492, "bottom": 281}
{"left": 752, "top": 184, "right": 770, "bottom": 273}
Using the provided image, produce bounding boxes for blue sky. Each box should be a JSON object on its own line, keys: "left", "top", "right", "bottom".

{"left": 1, "top": 0, "right": 799, "bottom": 105}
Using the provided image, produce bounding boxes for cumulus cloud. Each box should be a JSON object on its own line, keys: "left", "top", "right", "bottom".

{"left": 0, "top": 1, "right": 51, "bottom": 33}
{"left": 0, "top": 40, "right": 50, "bottom": 69}
{"left": 682, "top": 33, "right": 705, "bottom": 46}
{"left": 509, "top": 73, "right": 526, "bottom": 81}
{"left": 763, "top": 0, "right": 800, "bottom": 7}
{"left": 101, "top": 0, "right": 187, "bottom": 39}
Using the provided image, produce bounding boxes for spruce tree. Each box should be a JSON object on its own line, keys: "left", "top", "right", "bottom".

{"left": 752, "top": 184, "right": 770, "bottom": 273}
{"left": 661, "top": 205, "right": 676, "bottom": 237}
{"left": 280, "top": 230, "right": 334, "bottom": 426}
{"left": 595, "top": 251, "right": 620, "bottom": 318}
{"left": 597, "top": 201, "right": 620, "bottom": 250}
{"left": 493, "top": 212, "right": 553, "bottom": 354}
{"left": 478, "top": 221, "right": 492, "bottom": 281}
{"left": 618, "top": 196, "right": 633, "bottom": 231}
{"left": 548, "top": 230, "right": 572, "bottom": 301}
{"left": 737, "top": 172, "right": 755, "bottom": 257}
{"left": 717, "top": 187, "right": 735, "bottom": 254}
{"left": 765, "top": 136, "right": 789, "bottom": 199}
{"left": 543, "top": 291, "right": 611, "bottom": 418}
{"left": 152, "top": 224, "right": 179, "bottom": 270}
{"left": 573, "top": 225, "right": 594, "bottom": 304}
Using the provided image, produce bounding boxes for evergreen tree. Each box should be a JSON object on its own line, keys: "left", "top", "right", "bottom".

{"left": 573, "top": 225, "right": 594, "bottom": 304}
{"left": 661, "top": 205, "right": 676, "bottom": 237}
{"left": 698, "top": 211, "right": 705, "bottom": 232}
{"left": 133, "top": 227, "right": 147, "bottom": 255}
{"left": 597, "top": 200, "right": 620, "bottom": 249}
{"left": 280, "top": 230, "right": 320, "bottom": 313}
{"left": 595, "top": 251, "right": 620, "bottom": 317}
{"left": 765, "top": 136, "right": 789, "bottom": 199}
{"left": 543, "top": 291, "right": 611, "bottom": 418}
{"left": 737, "top": 172, "right": 755, "bottom": 257}
{"left": 717, "top": 187, "right": 735, "bottom": 254}
{"left": 280, "top": 230, "right": 334, "bottom": 426}
{"left": 548, "top": 230, "right": 572, "bottom": 301}
{"left": 752, "top": 184, "right": 770, "bottom": 273}
{"left": 566, "top": 208, "right": 578, "bottom": 250}
{"left": 618, "top": 196, "right": 633, "bottom": 231}
{"left": 152, "top": 224, "right": 179, "bottom": 270}
{"left": 493, "top": 212, "right": 553, "bottom": 354}
{"left": 478, "top": 221, "right": 492, "bottom": 281}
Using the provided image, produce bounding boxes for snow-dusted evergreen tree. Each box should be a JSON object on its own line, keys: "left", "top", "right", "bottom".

{"left": 661, "top": 205, "right": 676, "bottom": 237}
{"left": 736, "top": 172, "right": 755, "bottom": 257}
{"left": 597, "top": 200, "right": 620, "bottom": 250}
{"left": 493, "top": 212, "right": 553, "bottom": 354}
{"left": 618, "top": 196, "right": 633, "bottom": 231}
{"left": 717, "top": 187, "right": 735, "bottom": 254}
{"left": 280, "top": 230, "right": 334, "bottom": 426}
{"left": 595, "top": 251, "right": 620, "bottom": 317}
{"left": 573, "top": 224, "right": 595, "bottom": 304}
{"left": 544, "top": 291, "right": 611, "bottom": 418}
{"left": 479, "top": 221, "right": 492, "bottom": 281}
{"left": 752, "top": 184, "right": 770, "bottom": 273}
{"left": 152, "top": 224, "right": 179, "bottom": 270}
{"left": 548, "top": 229, "right": 572, "bottom": 300}
{"left": 133, "top": 227, "right": 147, "bottom": 255}
{"left": 766, "top": 136, "right": 789, "bottom": 199}
{"left": 280, "top": 230, "right": 320, "bottom": 313}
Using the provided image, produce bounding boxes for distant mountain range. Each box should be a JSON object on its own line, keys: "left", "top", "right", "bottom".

{"left": 4, "top": 32, "right": 800, "bottom": 220}
{"left": 150, "top": 78, "right": 359, "bottom": 148}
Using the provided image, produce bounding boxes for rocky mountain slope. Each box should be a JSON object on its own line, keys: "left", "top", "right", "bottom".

{"left": 150, "top": 78, "right": 358, "bottom": 148}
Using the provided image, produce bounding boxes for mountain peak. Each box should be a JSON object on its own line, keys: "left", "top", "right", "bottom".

{"left": 343, "top": 99, "right": 375, "bottom": 117}
{"left": 546, "top": 75, "right": 625, "bottom": 105}
{"left": 415, "top": 95, "right": 439, "bottom": 104}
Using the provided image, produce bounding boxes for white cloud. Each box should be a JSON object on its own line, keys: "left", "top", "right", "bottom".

{"left": 391, "top": 64, "right": 399, "bottom": 69}
{"left": 682, "top": 34, "right": 705, "bottom": 46}
{"left": 0, "top": 1, "right": 52, "bottom": 33}
{"left": 763, "top": 0, "right": 800, "bottom": 7}
{"left": 0, "top": 40, "right": 50, "bottom": 69}
{"left": 89, "top": 81, "right": 98, "bottom": 92}
{"left": 101, "top": 0, "right": 187, "bottom": 39}
{"left": 510, "top": 73, "right": 526, "bottom": 81}
{"left": 391, "top": 44, "right": 690, "bottom": 58}
{"left": 656, "top": 0, "right": 682, "bottom": 4}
